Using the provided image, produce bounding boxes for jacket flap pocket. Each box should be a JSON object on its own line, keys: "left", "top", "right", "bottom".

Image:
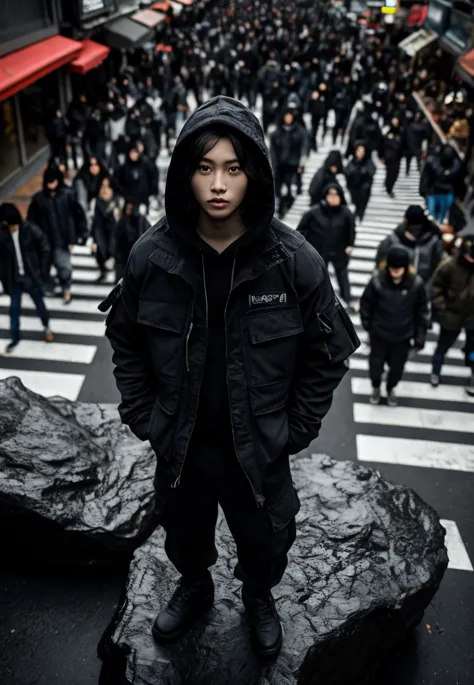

{"left": 138, "top": 299, "right": 187, "bottom": 333}
{"left": 158, "top": 379, "right": 180, "bottom": 415}
{"left": 325, "top": 298, "right": 361, "bottom": 363}
{"left": 267, "top": 481, "right": 301, "bottom": 532}
{"left": 249, "top": 378, "right": 289, "bottom": 416}
{"left": 248, "top": 308, "right": 303, "bottom": 345}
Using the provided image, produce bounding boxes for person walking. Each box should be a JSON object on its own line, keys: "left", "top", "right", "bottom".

{"left": 375, "top": 205, "right": 443, "bottom": 285}
{"left": 91, "top": 180, "right": 117, "bottom": 284}
{"left": 270, "top": 109, "right": 309, "bottom": 218}
{"left": 360, "top": 245, "right": 429, "bottom": 406}
{"left": 102, "top": 96, "right": 359, "bottom": 659}
{"left": 405, "top": 111, "right": 428, "bottom": 176}
{"left": 113, "top": 201, "right": 150, "bottom": 283}
{"left": 308, "top": 150, "right": 344, "bottom": 207}
{"left": 430, "top": 228, "right": 474, "bottom": 394}
{"left": 345, "top": 143, "right": 376, "bottom": 222}
{"left": 381, "top": 116, "right": 404, "bottom": 199}
{"left": 27, "top": 165, "right": 87, "bottom": 304}
{"left": 0, "top": 203, "right": 54, "bottom": 354}
{"left": 297, "top": 182, "right": 355, "bottom": 306}
{"left": 420, "top": 144, "right": 462, "bottom": 223}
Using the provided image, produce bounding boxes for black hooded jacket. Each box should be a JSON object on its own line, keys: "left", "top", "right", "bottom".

{"left": 0, "top": 220, "right": 50, "bottom": 295}
{"left": 103, "top": 96, "right": 359, "bottom": 526}
{"left": 27, "top": 181, "right": 87, "bottom": 249}
{"left": 297, "top": 183, "right": 355, "bottom": 266}
{"left": 308, "top": 150, "right": 344, "bottom": 205}
{"left": 376, "top": 219, "right": 443, "bottom": 283}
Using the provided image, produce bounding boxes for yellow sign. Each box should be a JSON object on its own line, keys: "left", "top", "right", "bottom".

{"left": 382, "top": 0, "right": 398, "bottom": 13}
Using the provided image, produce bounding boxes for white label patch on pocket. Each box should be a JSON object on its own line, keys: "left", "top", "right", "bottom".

{"left": 249, "top": 292, "right": 287, "bottom": 306}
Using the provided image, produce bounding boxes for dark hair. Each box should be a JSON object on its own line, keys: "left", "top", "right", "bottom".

{"left": 0, "top": 202, "right": 22, "bottom": 226}
{"left": 175, "top": 124, "right": 272, "bottom": 228}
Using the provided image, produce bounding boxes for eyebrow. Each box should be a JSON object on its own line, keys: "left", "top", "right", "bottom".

{"left": 200, "top": 157, "right": 240, "bottom": 165}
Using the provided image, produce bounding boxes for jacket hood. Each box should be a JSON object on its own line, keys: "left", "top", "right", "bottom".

{"left": 165, "top": 96, "right": 274, "bottom": 247}
{"left": 320, "top": 181, "right": 347, "bottom": 206}
{"left": 323, "top": 150, "right": 343, "bottom": 173}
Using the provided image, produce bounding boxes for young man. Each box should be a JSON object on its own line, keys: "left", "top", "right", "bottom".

{"left": 345, "top": 143, "right": 376, "bottom": 223}
{"left": 430, "top": 229, "right": 474, "bottom": 394}
{"left": 360, "top": 245, "right": 429, "bottom": 406}
{"left": 0, "top": 203, "right": 54, "bottom": 354}
{"left": 270, "top": 109, "right": 309, "bottom": 219}
{"left": 27, "top": 165, "right": 87, "bottom": 304}
{"left": 296, "top": 182, "right": 355, "bottom": 306}
{"left": 102, "top": 96, "right": 359, "bottom": 658}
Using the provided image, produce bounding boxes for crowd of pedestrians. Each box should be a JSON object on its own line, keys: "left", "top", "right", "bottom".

{"left": 1, "top": 0, "right": 473, "bottom": 394}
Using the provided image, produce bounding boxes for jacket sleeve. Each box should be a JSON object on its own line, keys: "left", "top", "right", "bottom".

{"left": 375, "top": 235, "right": 390, "bottom": 267}
{"left": 288, "top": 245, "right": 360, "bottom": 454}
{"left": 414, "top": 279, "right": 430, "bottom": 347}
{"left": 27, "top": 196, "right": 41, "bottom": 227}
{"left": 68, "top": 193, "right": 88, "bottom": 244}
{"left": 104, "top": 243, "right": 155, "bottom": 441}
{"left": 359, "top": 277, "right": 376, "bottom": 332}
{"left": 31, "top": 223, "right": 51, "bottom": 281}
{"left": 296, "top": 210, "right": 312, "bottom": 239}
{"left": 346, "top": 209, "right": 356, "bottom": 247}
{"left": 430, "top": 261, "right": 448, "bottom": 313}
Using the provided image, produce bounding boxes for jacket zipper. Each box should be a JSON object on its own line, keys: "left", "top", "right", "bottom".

{"left": 224, "top": 254, "right": 265, "bottom": 509}
{"left": 171, "top": 258, "right": 208, "bottom": 489}
{"left": 185, "top": 302, "right": 194, "bottom": 373}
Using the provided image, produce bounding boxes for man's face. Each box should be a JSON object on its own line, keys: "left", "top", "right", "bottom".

{"left": 191, "top": 137, "right": 248, "bottom": 224}
{"left": 329, "top": 165, "right": 339, "bottom": 174}
{"left": 326, "top": 188, "right": 341, "bottom": 207}
{"left": 283, "top": 112, "right": 294, "bottom": 126}
{"left": 355, "top": 146, "right": 366, "bottom": 160}
{"left": 47, "top": 179, "right": 59, "bottom": 191}
{"left": 389, "top": 266, "right": 405, "bottom": 282}
{"left": 129, "top": 149, "right": 139, "bottom": 162}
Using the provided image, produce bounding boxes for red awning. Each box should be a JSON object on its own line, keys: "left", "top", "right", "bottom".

{"left": 69, "top": 40, "right": 110, "bottom": 75}
{"left": 173, "top": 0, "right": 194, "bottom": 5}
{"left": 0, "top": 35, "right": 82, "bottom": 102}
{"left": 152, "top": 2, "right": 171, "bottom": 11}
{"left": 458, "top": 49, "right": 474, "bottom": 78}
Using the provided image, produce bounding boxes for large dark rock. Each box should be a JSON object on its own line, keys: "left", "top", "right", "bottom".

{"left": 0, "top": 377, "right": 158, "bottom": 566}
{"left": 98, "top": 454, "right": 448, "bottom": 685}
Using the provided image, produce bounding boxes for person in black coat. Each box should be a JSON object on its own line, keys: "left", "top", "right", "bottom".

{"left": 307, "top": 83, "right": 330, "bottom": 151}
{"left": 46, "top": 109, "right": 68, "bottom": 166}
{"left": 27, "top": 165, "right": 88, "bottom": 304}
{"left": 270, "top": 110, "right": 309, "bottom": 218}
{"left": 91, "top": 179, "right": 117, "bottom": 283}
{"left": 360, "top": 245, "right": 429, "bottom": 406}
{"left": 297, "top": 182, "right": 355, "bottom": 304}
{"left": 0, "top": 202, "right": 54, "bottom": 354}
{"left": 420, "top": 144, "right": 462, "bottom": 223}
{"left": 114, "top": 201, "right": 150, "bottom": 283}
{"left": 332, "top": 75, "right": 355, "bottom": 145}
{"left": 375, "top": 205, "right": 443, "bottom": 285}
{"left": 405, "top": 111, "right": 429, "bottom": 176}
{"left": 346, "top": 106, "right": 383, "bottom": 160}
{"left": 381, "top": 116, "right": 405, "bottom": 198}
{"left": 102, "top": 96, "right": 359, "bottom": 658}
{"left": 74, "top": 155, "right": 109, "bottom": 212}
{"left": 308, "top": 150, "right": 344, "bottom": 207}
{"left": 83, "top": 108, "right": 107, "bottom": 163}
{"left": 114, "top": 142, "right": 154, "bottom": 211}
{"left": 345, "top": 144, "right": 376, "bottom": 222}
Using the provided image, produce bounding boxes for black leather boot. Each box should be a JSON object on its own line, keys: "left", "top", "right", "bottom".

{"left": 151, "top": 572, "right": 214, "bottom": 645}
{"left": 242, "top": 587, "right": 282, "bottom": 658}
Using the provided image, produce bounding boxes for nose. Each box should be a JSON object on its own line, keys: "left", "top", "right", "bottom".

{"left": 212, "top": 171, "right": 227, "bottom": 192}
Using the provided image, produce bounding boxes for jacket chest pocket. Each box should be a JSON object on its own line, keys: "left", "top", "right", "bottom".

{"left": 137, "top": 299, "right": 189, "bottom": 382}
{"left": 245, "top": 307, "right": 303, "bottom": 395}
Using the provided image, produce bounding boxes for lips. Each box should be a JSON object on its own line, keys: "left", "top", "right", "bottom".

{"left": 208, "top": 199, "right": 229, "bottom": 206}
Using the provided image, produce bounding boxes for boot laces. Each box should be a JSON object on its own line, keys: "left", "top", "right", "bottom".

{"left": 252, "top": 596, "right": 277, "bottom": 629}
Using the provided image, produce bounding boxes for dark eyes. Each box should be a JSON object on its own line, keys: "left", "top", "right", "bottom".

{"left": 197, "top": 165, "right": 242, "bottom": 174}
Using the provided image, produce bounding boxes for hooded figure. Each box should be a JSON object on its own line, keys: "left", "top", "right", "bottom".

{"left": 114, "top": 142, "right": 154, "bottom": 209}
{"left": 308, "top": 150, "right": 344, "bottom": 206}
{"left": 27, "top": 164, "right": 87, "bottom": 303}
{"left": 420, "top": 144, "right": 462, "bottom": 223}
{"left": 0, "top": 202, "right": 53, "bottom": 354}
{"left": 297, "top": 182, "right": 355, "bottom": 304}
{"left": 376, "top": 205, "right": 443, "bottom": 284}
{"left": 102, "top": 96, "right": 359, "bottom": 656}
{"left": 91, "top": 180, "right": 118, "bottom": 283}
{"left": 382, "top": 116, "right": 405, "bottom": 198}
{"left": 114, "top": 201, "right": 150, "bottom": 283}
{"left": 360, "top": 245, "right": 429, "bottom": 406}
{"left": 430, "top": 226, "right": 474, "bottom": 393}
{"left": 270, "top": 108, "right": 309, "bottom": 218}
{"left": 345, "top": 143, "right": 376, "bottom": 222}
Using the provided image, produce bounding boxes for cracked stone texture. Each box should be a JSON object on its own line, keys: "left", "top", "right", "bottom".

{"left": 0, "top": 377, "right": 158, "bottom": 565}
{"left": 98, "top": 454, "right": 449, "bottom": 685}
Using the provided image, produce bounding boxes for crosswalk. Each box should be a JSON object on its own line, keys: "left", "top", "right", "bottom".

{"left": 1, "top": 100, "right": 472, "bottom": 572}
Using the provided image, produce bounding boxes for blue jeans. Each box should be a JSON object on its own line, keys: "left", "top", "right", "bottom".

{"left": 10, "top": 281, "right": 50, "bottom": 344}
{"left": 427, "top": 193, "right": 454, "bottom": 223}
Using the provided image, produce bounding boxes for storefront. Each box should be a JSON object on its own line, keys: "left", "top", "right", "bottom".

{"left": 398, "top": 0, "right": 451, "bottom": 57}
{"left": 439, "top": 1, "right": 472, "bottom": 56}
{"left": 0, "top": 35, "right": 83, "bottom": 192}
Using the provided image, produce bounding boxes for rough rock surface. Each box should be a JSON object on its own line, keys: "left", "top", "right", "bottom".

{"left": 98, "top": 454, "right": 448, "bottom": 685}
{"left": 0, "top": 377, "right": 158, "bottom": 565}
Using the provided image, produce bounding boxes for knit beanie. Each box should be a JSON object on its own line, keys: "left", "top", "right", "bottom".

{"left": 387, "top": 245, "right": 410, "bottom": 269}
{"left": 405, "top": 205, "right": 425, "bottom": 226}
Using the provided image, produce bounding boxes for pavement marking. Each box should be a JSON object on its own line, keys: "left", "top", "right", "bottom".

{"left": 0, "top": 314, "right": 105, "bottom": 337}
{"left": 354, "top": 402, "right": 474, "bottom": 433}
{"left": 350, "top": 356, "right": 470, "bottom": 379}
{"left": 0, "top": 369, "right": 85, "bottom": 400}
{"left": 440, "top": 520, "right": 474, "bottom": 572}
{"left": 356, "top": 434, "right": 474, "bottom": 472}
{"left": 0, "top": 339, "right": 97, "bottom": 364}
{"left": 0, "top": 294, "right": 105, "bottom": 315}
{"left": 351, "top": 376, "right": 474, "bottom": 404}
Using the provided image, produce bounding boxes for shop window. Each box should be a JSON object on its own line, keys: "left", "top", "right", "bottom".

{"left": 18, "top": 70, "right": 60, "bottom": 161}
{"left": 0, "top": 99, "right": 21, "bottom": 184}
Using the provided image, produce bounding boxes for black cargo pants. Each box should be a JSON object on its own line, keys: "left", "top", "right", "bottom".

{"left": 160, "top": 454, "right": 297, "bottom": 597}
